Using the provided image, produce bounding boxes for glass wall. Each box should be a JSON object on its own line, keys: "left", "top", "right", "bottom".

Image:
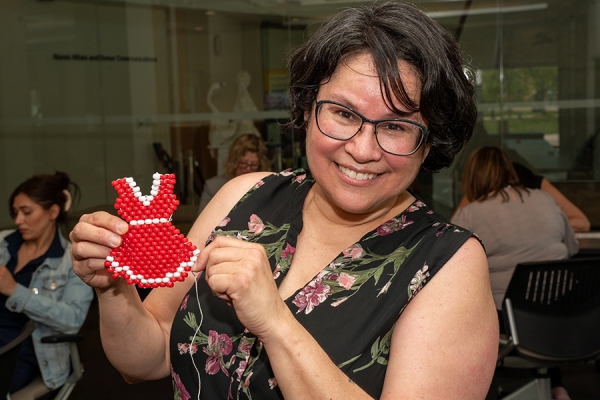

{"left": 1, "top": 0, "right": 598, "bottom": 229}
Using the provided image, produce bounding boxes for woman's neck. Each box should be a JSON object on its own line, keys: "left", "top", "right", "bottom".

{"left": 21, "top": 224, "right": 57, "bottom": 256}
{"left": 305, "top": 184, "right": 415, "bottom": 230}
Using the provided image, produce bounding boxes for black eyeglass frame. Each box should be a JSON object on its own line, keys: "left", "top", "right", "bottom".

{"left": 315, "top": 100, "right": 429, "bottom": 156}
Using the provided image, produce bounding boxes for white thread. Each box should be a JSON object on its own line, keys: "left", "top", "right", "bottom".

{"left": 189, "top": 271, "right": 204, "bottom": 399}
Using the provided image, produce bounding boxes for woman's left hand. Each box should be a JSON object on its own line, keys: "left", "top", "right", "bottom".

{"left": 0, "top": 265, "right": 17, "bottom": 297}
{"left": 195, "top": 236, "right": 289, "bottom": 339}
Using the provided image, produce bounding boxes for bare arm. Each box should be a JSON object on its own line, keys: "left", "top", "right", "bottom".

{"left": 382, "top": 237, "right": 498, "bottom": 398}
{"left": 540, "top": 179, "right": 591, "bottom": 232}
{"left": 70, "top": 172, "right": 272, "bottom": 382}
{"left": 199, "top": 234, "right": 498, "bottom": 399}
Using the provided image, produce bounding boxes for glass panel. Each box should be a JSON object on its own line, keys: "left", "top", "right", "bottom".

{"left": 1, "top": 0, "right": 598, "bottom": 229}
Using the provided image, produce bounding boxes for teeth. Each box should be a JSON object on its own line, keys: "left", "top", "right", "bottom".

{"left": 339, "top": 165, "right": 376, "bottom": 181}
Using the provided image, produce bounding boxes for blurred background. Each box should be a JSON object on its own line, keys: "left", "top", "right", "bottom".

{"left": 1, "top": 0, "right": 598, "bottom": 231}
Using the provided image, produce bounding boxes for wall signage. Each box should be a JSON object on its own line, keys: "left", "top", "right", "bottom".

{"left": 52, "top": 53, "right": 157, "bottom": 62}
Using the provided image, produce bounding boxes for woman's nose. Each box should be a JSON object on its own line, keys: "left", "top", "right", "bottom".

{"left": 14, "top": 212, "right": 24, "bottom": 225}
{"left": 345, "top": 123, "right": 382, "bottom": 162}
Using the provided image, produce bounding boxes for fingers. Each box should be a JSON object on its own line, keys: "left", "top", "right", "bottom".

{"left": 70, "top": 211, "right": 128, "bottom": 249}
{"left": 194, "top": 236, "right": 259, "bottom": 272}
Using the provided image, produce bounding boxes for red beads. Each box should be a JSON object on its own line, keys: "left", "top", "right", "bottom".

{"left": 105, "top": 173, "right": 198, "bottom": 289}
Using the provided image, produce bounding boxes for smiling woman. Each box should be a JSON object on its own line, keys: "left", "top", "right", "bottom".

{"left": 69, "top": 3, "right": 498, "bottom": 399}
{"left": 1, "top": 172, "right": 93, "bottom": 395}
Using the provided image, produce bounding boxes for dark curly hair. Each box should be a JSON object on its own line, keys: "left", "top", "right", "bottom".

{"left": 9, "top": 171, "right": 80, "bottom": 225}
{"left": 284, "top": 1, "right": 477, "bottom": 172}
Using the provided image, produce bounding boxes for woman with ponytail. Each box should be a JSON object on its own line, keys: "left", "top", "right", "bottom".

{"left": 0, "top": 171, "right": 93, "bottom": 395}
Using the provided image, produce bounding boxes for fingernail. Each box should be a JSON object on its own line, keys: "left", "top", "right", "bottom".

{"left": 109, "top": 235, "right": 121, "bottom": 247}
{"left": 116, "top": 221, "right": 128, "bottom": 234}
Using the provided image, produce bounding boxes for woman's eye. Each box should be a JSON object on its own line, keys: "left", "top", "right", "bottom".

{"left": 337, "top": 110, "right": 354, "bottom": 120}
{"left": 382, "top": 122, "right": 405, "bottom": 132}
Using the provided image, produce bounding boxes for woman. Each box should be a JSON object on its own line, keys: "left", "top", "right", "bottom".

{"left": 70, "top": 3, "right": 498, "bottom": 399}
{"left": 0, "top": 172, "right": 94, "bottom": 394}
{"left": 451, "top": 146, "right": 579, "bottom": 309}
{"left": 198, "top": 133, "right": 271, "bottom": 214}
{"left": 451, "top": 146, "right": 578, "bottom": 400}
{"left": 453, "top": 161, "right": 591, "bottom": 233}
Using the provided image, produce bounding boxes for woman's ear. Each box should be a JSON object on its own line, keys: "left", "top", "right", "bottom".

{"left": 49, "top": 204, "right": 60, "bottom": 220}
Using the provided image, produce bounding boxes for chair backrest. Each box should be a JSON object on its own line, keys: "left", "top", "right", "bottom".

{"left": 502, "top": 257, "right": 600, "bottom": 362}
{"left": 0, "top": 320, "right": 36, "bottom": 398}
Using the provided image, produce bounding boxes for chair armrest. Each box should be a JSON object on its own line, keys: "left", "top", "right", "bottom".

{"left": 498, "top": 334, "right": 516, "bottom": 362}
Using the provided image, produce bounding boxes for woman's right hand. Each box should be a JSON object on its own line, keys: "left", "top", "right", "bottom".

{"left": 70, "top": 211, "right": 129, "bottom": 290}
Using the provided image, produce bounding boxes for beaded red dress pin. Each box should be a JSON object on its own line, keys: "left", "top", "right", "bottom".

{"left": 104, "top": 173, "right": 199, "bottom": 288}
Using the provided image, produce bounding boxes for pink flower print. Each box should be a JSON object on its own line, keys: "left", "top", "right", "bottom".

{"left": 327, "top": 273, "right": 340, "bottom": 281}
{"left": 280, "top": 243, "right": 296, "bottom": 260}
{"left": 178, "top": 343, "right": 189, "bottom": 355}
{"left": 256, "top": 180, "right": 264, "bottom": 187}
{"left": 342, "top": 244, "right": 364, "bottom": 259}
{"left": 248, "top": 214, "right": 264, "bottom": 234}
{"left": 268, "top": 377, "right": 278, "bottom": 389}
{"left": 178, "top": 343, "right": 197, "bottom": 356}
{"left": 280, "top": 169, "right": 293, "bottom": 176}
{"left": 427, "top": 210, "right": 434, "bottom": 214}
{"left": 331, "top": 297, "right": 348, "bottom": 307}
{"left": 234, "top": 360, "right": 248, "bottom": 382}
{"left": 218, "top": 217, "right": 231, "bottom": 227}
{"left": 377, "top": 281, "right": 391, "bottom": 297}
{"left": 238, "top": 338, "right": 254, "bottom": 356}
{"left": 243, "top": 372, "right": 253, "bottom": 387}
{"left": 273, "top": 265, "right": 281, "bottom": 279}
{"left": 338, "top": 272, "right": 357, "bottom": 290}
{"left": 203, "top": 330, "right": 233, "bottom": 376}
{"left": 295, "top": 174, "right": 306, "bottom": 183}
{"left": 414, "top": 200, "right": 425, "bottom": 207}
{"left": 376, "top": 216, "right": 414, "bottom": 236}
{"left": 292, "top": 280, "right": 331, "bottom": 314}
{"left": 180, "top": 294, "right": 189, "bottom": 311}
{"left": 171, "top": 366, "right": 191, "bottom": 400}
{"left": 409, "top": 265, "right": 430, "bottom": 298}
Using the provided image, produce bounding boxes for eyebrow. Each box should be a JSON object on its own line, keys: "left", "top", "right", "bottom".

{"left": 323, "top": 95, "right": 419, "bottom": 120}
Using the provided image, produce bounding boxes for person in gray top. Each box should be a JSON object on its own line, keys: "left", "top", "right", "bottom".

{"left": 451, "top": 146, "right": 579, "bottom": 310}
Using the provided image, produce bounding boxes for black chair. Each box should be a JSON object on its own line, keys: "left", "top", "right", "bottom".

{"left": 0, "top": 320, "right": 36, "bottom": 399}
{"left": 497, "top": 257, "right": 600, "bottom": 399}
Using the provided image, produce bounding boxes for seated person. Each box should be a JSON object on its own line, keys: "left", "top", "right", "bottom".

{"left": 454, "top": 160, "right": 590, "bottom": 232}
{"left": 450, "top": 146, "right": 578, "bottom": 400}
{"left": 198, "top": 133, "right": 270, "bottom": 214}
{"left": 0, "top": 172, "right": 94, "bottom": 394}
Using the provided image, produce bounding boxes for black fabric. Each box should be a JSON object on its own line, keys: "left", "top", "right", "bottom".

{"left": 170, "top": 169, "right": 476, "bottom": 399}
{"left": 513, "top": 162, "right": 543, "bottom": 189}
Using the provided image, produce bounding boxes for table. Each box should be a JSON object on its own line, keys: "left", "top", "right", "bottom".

{"left": 575, "top": 232, "right": 600, "bottom": 257}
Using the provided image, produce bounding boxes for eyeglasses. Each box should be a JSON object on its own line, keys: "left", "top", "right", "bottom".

{"left": 237, "top": 161, "right": 260, "bottom": 170}
{"left": 315, "top": 100, "right": 428, "bottom": 156}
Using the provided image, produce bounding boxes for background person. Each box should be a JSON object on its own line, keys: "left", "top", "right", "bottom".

{"left": 198, "top": 133, "right": 271, "bottom": 214}
{"left": 450, "top": 146, "right": 577, "bottom": 400}
{"left": 0, "top": 171, "right": 94, "bottom": 394}
{"left": 454, "top": 160, "right": 591, "bottom": 233}
{"left": 70, "top": 3, "right": 498, "bottom": 399}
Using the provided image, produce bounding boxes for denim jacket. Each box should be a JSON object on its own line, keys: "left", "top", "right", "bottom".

{"left": 0, "top": 229, "right": 94, "bottom": 389}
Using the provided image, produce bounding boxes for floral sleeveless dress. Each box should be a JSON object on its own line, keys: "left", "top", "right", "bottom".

{"left": 169, "top": 169, "right": 476, "bottom": 399}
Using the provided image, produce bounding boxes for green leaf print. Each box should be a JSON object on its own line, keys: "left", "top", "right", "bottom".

{"left": 348, "top": 325, "right": 393, "bottom": 373}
